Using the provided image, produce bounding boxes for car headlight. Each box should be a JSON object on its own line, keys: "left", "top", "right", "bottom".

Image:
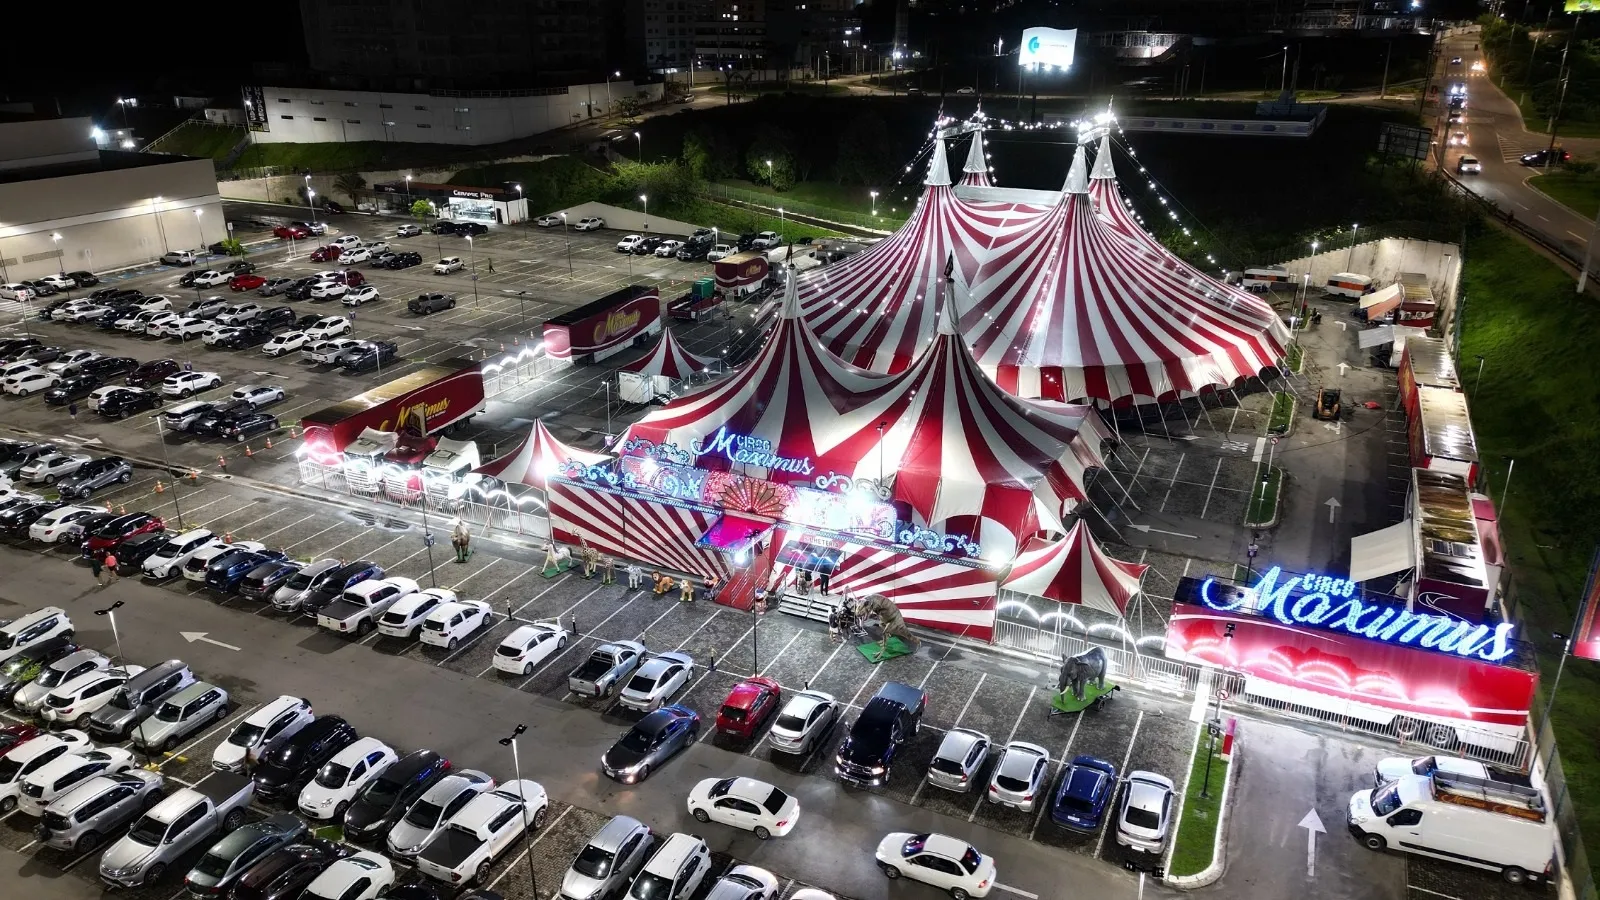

{"left": 869, "top": 766, "right": 885, "bottom": 775}
{"left": 1350, "top": 813, "right": 1369, "bottom": 825}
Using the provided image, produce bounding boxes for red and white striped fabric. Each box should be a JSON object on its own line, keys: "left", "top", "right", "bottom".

{"left": 618, "top": 327, "right": 715, "bottom": 380}
{"left": 960, "top": 144, "right": 1288, "bottom": 404}
{"left": 796, "top": 138, "right": 1050, "bottom": 374}
{"left": 1001, "top": 521, "right": 1148, "bottom": 617}
{"left": 549, "top": 480, "right": 731, "bottom": 579}
{"left": 771, "top": 530, "right": 999, "bottom": 641}
{"left": 476, "top": 420, "right": 608, "bottom": 490}
{"left": 960, "top": 128, "right": 992, "bottom": 187}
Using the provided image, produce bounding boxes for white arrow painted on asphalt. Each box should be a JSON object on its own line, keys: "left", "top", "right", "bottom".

{"left": 1129, "top": 523, "right": 1199, "bottom": 539}
{"left": 1299, "top": 809, "right": 1326, "bottom": 877}
{"left": 180, "top": 631, "right": 241, "bottom": 652}
{"left": 1324, "top": 497, "right": 1342, "bottom": 524}
{"left": 1337, "top": 362, "right": 1350, "bottom": 377}
{"left": 1336, "top": 320, "right": 1347, "bottom": 332}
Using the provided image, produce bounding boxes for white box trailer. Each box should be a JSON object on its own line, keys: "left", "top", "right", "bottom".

{"left": 1324, "top": 272, "right": 1374, "bottom": 299}
{"left": 1348, "top": 772, "right": 1555, "bottom": 885}
{"left": 1242, "top": 266, "right": 1294, "bottom": 292}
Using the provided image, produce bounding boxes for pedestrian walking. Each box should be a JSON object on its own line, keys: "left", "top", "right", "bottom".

{"left": 600, "top": 554, "right": 615, "bottom": 585}
{"left": 626, "top": 563, "right": 644, "bottom": 590}
{"left": 828, "top": 607, "right": 842, "bottom": 643}
{"left": 90, "top": 554, "right": 104, "bottom": 584}
{"left": 487, "top": 258, "right": 495, "bottom": 273}
{"left": 102, "top": 552, "right": 119, "bottom": 583}
{"left": 67, "top": 402, "right": 78, "bottom": 421}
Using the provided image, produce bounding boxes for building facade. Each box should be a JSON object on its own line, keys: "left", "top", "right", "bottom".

{"left": 0, "top": 118, "right": 223, "bottom": 281}
{"left": 639, "top": 0, "right": 708, "bottom": 72}
{"left": 252, "top": 81, "right": 664, "bottom": 147}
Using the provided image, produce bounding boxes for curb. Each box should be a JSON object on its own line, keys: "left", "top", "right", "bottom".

{"left": 1243, "top": 465, "right": 1284, "bottom": 530}
{"left": 1165, "top": 732, "right": 1240, "bottom": 889}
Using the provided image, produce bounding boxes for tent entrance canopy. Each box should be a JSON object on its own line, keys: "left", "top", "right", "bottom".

{"left": 697, "top": 513, "right": 775, "bottom": 557}
{"left": 1349, "top": 519, "right": 1418, "bottom": 583}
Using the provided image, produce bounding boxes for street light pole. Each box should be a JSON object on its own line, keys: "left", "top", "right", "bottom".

{"left": 640, "top": 194, "right": 648, "bottom": 231}
{"left": 304, "top": 175, "right": 318, "bottom": 225}
{"left": 498, "top": 725, "right": 538, "bottom": 898}
{"left": 466, "top": 236, "right": 479, "bottom": 307}
{"left": 634, "top": 131, "right": 642, "bottom": 161}
{"left": 152, "top": 417, "right": 187, "bottom": 528}
{"left": 51, "top": 233, "right": 64, "bottom": 274}
{"left": 765, "top": 159, "right": 773, "bottom": 186}
{"left": 94, "top": 601, "right": 151, "bottom": 764}
{"left": 1499, "top": 457, "right": 1516, "bottom": 513}
{"left": 560, "top": 213, "right": 572, "bottom": 275}
{"left": 193, "top": 209, "right": 204, "bottom": 250}
{"left": 870, "top": 190, "right": 878, "bottom": 217}
{"left": 1345, "top": 223, "right": 1358, "bottom": 272}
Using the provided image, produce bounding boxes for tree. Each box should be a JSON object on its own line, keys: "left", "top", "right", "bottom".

{"left": 334, "top": 172, "right": 367, "bottom": 204}
{"left": 682, "top": 128, "right": 714, "bottom": 180}
{"left": 745, "top": 128, "right": 797, "bottom": 190}
{"left": 835, "top": 113, "right": 892, "bottom": 186}
{"left": 409, "top": 199, "right": 432, "bottom": 221}
{"left": 217, "top": 238, "right": 246, "bottom": 257}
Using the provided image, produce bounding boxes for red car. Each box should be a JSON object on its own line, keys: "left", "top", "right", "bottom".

{"left": 230, "top": 274, "right": 267, "bottom": 292}
{"left": 83, "top": 512, "right": 164, "bottom": 558}
{"left": 322, "top": 269, "right": 366, "bottom": 287}
{"left": 274, "top": 225, "right": 311, "bottom": 240}
{"left": 714, "top": 676, "right": 782, "bottom": 740}
{"left": 309, "top": 245, "right": 342, "bottom": 263}
{"left": 0, "top": 724, "right": 41, "bottom": 756}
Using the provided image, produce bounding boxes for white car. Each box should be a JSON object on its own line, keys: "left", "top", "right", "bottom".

{"left": 1116, "top": 771, "right": 1175, "bottom": 853}
{"left": 129, "top": 296, "right": 173, "bottom": 314}
{"left": 304, "top": 316, "right": 352, "bottom": 340}
{"left": 142, "top": 529, "right": 227, "bottom": 579}
{"left": 182, "top": 540, "right": 266, "bottom": 583}
{"left": 615, "top": 235, "right": 644, "bottom": 253}
{"left": 433, "top": 257, "right": 463, "bottom": 275}
{"left": 342, "top": 285, "right": 380, "bottom": 307}
{"left": 535, "top": 215, "right": 561, "bottom": 227}
{"left": 3, "top": 368, "right": 59, "bottom": 396}
{"left": 875, "top": 832, "right": 997, "bottom": 899}
{"left": 60, "top": 305, "right": 111, "bottom": 323}
{"left": 215, "top": 303, "right": 262, "bottom": 326}
{"left": 706, "top": 244, "right": 733, "bottom": 262}
{"left": 491, "top": 623, "right": 569, "bottom": 676}
{"left": 574, "top": 217, "right": 604, "bottom": 231}
{"left": 161, "top": 371, "right": 222, "bottom": 398}
{"left": 212, "top": 695, "right": 315, "bottom": 774}
{"left": 329, "top": 235, "right": 362, "bottom": 249}
{"left": 231, "top": 385, "right": 285, "bottom": 408}
{"left": 310, "top": 281, "right": 348, "bottom": 300}
{"left": 708, "top": 866, "right": 780, "bottom": 900}
{"left": 263, "top": 331, "right": 308, "bottom": 357}
{"left": 1374, "top": 754, "right": 1490, "bottom": 785}
{"left": 40, "top": 666, "right": 146, "bottom": 728}
{"left": 385, "top": 769, "right": 495, "bottom": 858}
{"left": 203, "top": 326, "right": 242, "bottom": 347}
{"left": 418, "top": 600, "right": 493, "bottom": 651}
{"left": 396, "top": 224, "right": 422, "bottom": 238}
{"left": 45, "top": 299, "right": 91, "bottom": 320}
{"left": 16, "top": 747, "right": 138, "bottom": 817}
{"left": 0, "top": 731, "right": 91, "bottom": 814}
{"left": 0, "top": 284, "right": 36, "bottom": 301}
{"left": 686, "top": 777, "right": 800, "bottom": 840}
{"left": 654, "top": 240, "right": 683, "bottom": 258}
{"left": 20, "top": 452, "right": 90, "bottom": 484}
{"left": 305, "top": 338, "right": 361, "bottom": 364}
{"left": 190, "top": 270, "right": 230, "bottom": 288}
{"left": 28, "top": 505, "right": 107, "bottom": 543}
{"left": 415, "top": 779, "right": 547, "bottom": 885}
{"left": 376, "top": 588, "right": 455, "bottom": 640}
{"left": 39, "top": 274, "right": 77, "bottom": 291}
{"left": 751, "top": 231, "right": 782, "bottom": 250}
{"left": 339, "top": 247, "right": 372, "bottom": 264}
{"left": 0, "top": 360, "right": 37, "bottom": 381}
{"left": 42, "top": 352, "right": 97, "bottom": 374}
{"left": 298, "top": 737, "right": 397, "bottom": 820}
{"left": 304, "top": 222, "right": 329, "bottom": 236}
{"left": 618, "top": 651, "right": 694, "bottom": 712}
{"left": 301, "top": 851, "right": 395, "bottom": 900}
{"left": 166, "top": 317, "right": 216, "bottom": 340}
{"left": 985, "top": 741, "right": 1050, "bottom": 811}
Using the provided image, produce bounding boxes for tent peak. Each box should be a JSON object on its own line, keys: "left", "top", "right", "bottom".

{"left": 1090, "top": 133, "right": 1117, "bottom": 180}
{"left": 963, "top": 128, "right": 988, "bottom": 174}
{"left": 925, "top": 137, "right": 953, "bottom": 187}
{"left": 1063, "top": 142, "right": 1090, "bottom": 194}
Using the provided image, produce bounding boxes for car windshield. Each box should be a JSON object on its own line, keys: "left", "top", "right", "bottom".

{"left": 761, "top": 786, "right": 789, "bottom": 815}
{"left": 1372, "top": 783, "right": 1404, "bottom": 816}
{"left": 228, "top": 724, "right": 263, "bottom": 748}
{"left": 630, "top": 871, "right": 675, "bottom": 900}
{"left": 359, "top": 774, "right": 403, "bottom": 806}
{"left": 572, "top": 844, "right": 614, "bottom": 878}
{"left": 127, "top": 814, "right": 165, "bottom": 846}
{"left": 775, "top": 713, "right": 807, "bottom": 732}
{"left": 404, "top": 798, "right": 444, "bottom": 827}
{"left": 285, "top": 571, "right": 316, "bottom": 590}
{"left": 107, "top": 689, "right": 136, "bottom": 710}
{"left": 155, "top": 701, "right": 184, "bottom": 721}
{"left": 0, "top": 656, "right": 29, "bottom": 677}
{"left": 315, "top": 762, "right": 350, "bottom": 789}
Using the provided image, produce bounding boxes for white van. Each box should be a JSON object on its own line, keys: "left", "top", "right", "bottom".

{"left": 1241, "top": 266, "right": 1293, "bottom": 292}
{"left": 1348, "top": 772, "right": 1555, "bottom": 885}
{"left": 1324, "top": 272, "right": 1374, "bottom": 300}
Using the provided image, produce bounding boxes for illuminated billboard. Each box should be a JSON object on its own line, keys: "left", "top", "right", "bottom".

{"left": 1018, "top": 27, "right": 1077, "bottom": 70}
{"left": 1566, "top": 1, "right": 1599, "bottom": 12}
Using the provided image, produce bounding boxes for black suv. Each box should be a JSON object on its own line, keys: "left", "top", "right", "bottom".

{"left": 286, "top": 277, "right": 321, "bottom": 301}
{"left": 190, "top": 399, "right": 254, "bottom": 437}
{"left": 221, "top": 412, "right": 278, "bottom": 443}
{"left": 383, "top": 251, "right": 423, "bottom": 270}
{"left": 216, "top": 325, "right": 274, "bottom": 350}
{"left": 341, "top": 749, "right": 452, "bottom": 842}
{"left": 44, "top": 374, "right": 102, "bottom": 406}
{"left": 632, "top": 236, "right": 664, "bottom": 256}
{"left": 834, "top": 681, "right": 927, "bottom": 787}
{"left": 72, "top": 356, "right": 139, "bottom": 380}
{"left": 429, "top": 221, "right": 457, "bottom": 235}
{"left": 302, "top": 560, "right": 384, "bottom": 614}
{"left": 455, "top": 221, "right": 487, "bottom": 236}
{"left": 408, "top": 293, "right": 455, "bottom": 315}
{"left": 253, "top": 715, "right": 359, "bottom": 803}
{"left": 341, "top": 341, "right": 399, "bottom": 372}
{"left": 676, "top": 240, "right": 711, "bottom": 262}
{"left": 97, "top": 388, "right": 162, "bottom": 419}
{"left": 256, "top": 306, "right": 297, "bottom": 330}
{"left": 55, "top": 456, "right": 133, "bottom": 499}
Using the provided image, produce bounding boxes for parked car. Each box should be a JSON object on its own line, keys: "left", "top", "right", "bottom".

{"left": 127, "top": 359, "right": 181, "bottom": 387}
{"left": 574, "top": 217, "right": 604, "bottom": 231}
{"left": 211, "top": 695, "right": 314, "bottom": 774}
{"left": 98, "top": 771, "right": 256, "bottom": 888}
{"left": 1050, "top": 755, "right": 1118, "bottom": 833}
{"left": 132, "top": 682, "right": 230, "bottom": 752}
{"left": 297, "top": 736, "right": 397, "bottom": 821}
{"left": 766, "top": 690, "right": 838, "bottom": 756}
{"left": 28, "top": 505, "right": 106, "bottom": 543}
{"left": 141, "top": 529, "right": 226, "bottom": 580}
{"left": 97, "top": 388, "right": 161, "bottom": 419}
{"left": 19, "top": 452, "right": 91, "bottom": 484}
{"left": 183, "top": 813, "right": 306, "bottom": 897}
{"left": 37, "top": 769, "right": 164, "bottom": 852}
{"left": 600, "top": 705, "right": 700, "bottom": 784}
{"left": 985, "top": 741, "right": 1050, "bottom": 812}
{"left": 926, "top": 728, "right": 992, "bottom": 794}
{"left": 433, "top": 257, "right": 464, "bottom": 275}
{"left": 54, "top": 457, "right": 133, "bottom": 499}
{"left": 385, "top": 768, "right": 495, "bottom": 858}
{"left": 714, "top": 677, "right": 782, "bottom": 742}
{"left": 215, "top": 325, "right": 275, "bottom": 350}
{"left": 221, "top": 412, "right": 279, "bottom": 443}
{"left": 835, "top": 682, "right": 927, "bottom": 787}
{"left": 342, "top": 285, "right": 380, "bottom": 307}
{"left": 302, "top": 850, "right": 394, "bottom": 900}
{"left": 342, "top": 749, "right": 452, "bottom": 842}
{"left": 559, "top": 815, "right": 654, "bottom": 900}
{"left": 0, "top": 641, "right": 78, "bottom": 707}
{"left": 491, "top": 623, "right": 569, "bottom": 676}
{"left": 631, "top": 237, "right": 663, "bottom": 256}
{"left": 409, "top": 293, "right": 455, "bottom": 315}
{"left": 535, "top": 215, "right": 562, "bottom": 228}
{"left": 341, "top": 341, "right": 399, "bottom": 372}
{"left": 618, "top": 652, "right": 694, "bottom": 713}
{"left": 706, "top": 244, "right": 733, "bottom": 262}
{"left": 383, "top": 251, "right": 424, "bottom": 270}
{"left": 263, "top": 331, "right": 309, "bottom": 357}
{"left": 310, "top": 281, "right": 348, "bottom": 301}
{"left": 417, "top": 600, "right": 493, "bottom": 651}
{"left": 1115, "top": 771, "right": 1175, "bottom": 853}
{"left": 13, "top": 649, "right": 106, "bottom": 715}
{"left": 414, "top": 779, "right": 546, "bottom": 885}
{"left": 615, "top": 235, "right": 644, "bottom": 253}
{"left": 162, "top": 371, "right": 223, "bottom": 398}
{"left": 3, "top": 367, "right": 60, "bottom": 396}
{"left": 397, "top": 224, "right": 422, "bottom": 238}
{"left": 110, "top": 531, "right": 174, "bottom": 575}
{"left": 304, "top": 316, "right": 352, "bottom": 340}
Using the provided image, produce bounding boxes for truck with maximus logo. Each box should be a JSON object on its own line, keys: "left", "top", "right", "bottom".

{"left": 542, "top": 286, "right": 661, "bottom": 365}
{"left": 299, "top": 359, "right": 484, "bottom": 465}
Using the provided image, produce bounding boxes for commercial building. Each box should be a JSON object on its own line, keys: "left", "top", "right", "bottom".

{"left": 371, "top": 181, "right": 529, "bottom": 225}
{"left": 0, "top": 117, "right": 223, "bottom": 282}
{"left": 250, "top": 80, "right": 663, "bottom": 147}
{"left": 693, "top": 0, "right": 863, "bottom": 68}
{"left": 638, "top": 0, "right": 708, "bottom": 72}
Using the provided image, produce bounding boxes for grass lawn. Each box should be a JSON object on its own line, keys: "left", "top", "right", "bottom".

{"left": 1170, "top": 730, "right": 1231, "bottom": 878}
{"left": 1527, "top": 172, "right": 1600, "bottom": 218}
{"left": 717, "top": 179, "right": 894, "bottom": 219}
{"left": 147, "top": 122, "right": 246, "bottom": 160}
{"left": 617, "top": 196, "right": 846, "bottom": 241}
{"left": 1457, "top": 224, "right": 1600, "bottom": 863}
{"left": 1284, "top": 343, "right": 1304, "bottom": 374}
{"left": 1244, "top": 465, "right": 1283, "bottom": 528}
{"left": 1266, "top": 392, "right": 1295, "bottom": 435}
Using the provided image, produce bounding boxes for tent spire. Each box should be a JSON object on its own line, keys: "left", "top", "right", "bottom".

{"left": 963, "top": 128, "right": 988, "bottom": 175}
{"left": 937, "top": 254, "right": 961, "bottom": 336}
{"left": 925, "top": 137, "right": 953, "bottom": 187}
{"left": 1091, "top": 133, "right": 1117, "bottom": 180}
{"left": 1063, "top": 142, "right": 1089, "bottom": 194}
{"left": 779, "top": 264, "right": 801, "bottom": 319}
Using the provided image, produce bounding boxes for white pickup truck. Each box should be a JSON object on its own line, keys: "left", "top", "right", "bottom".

{"left": 316, "top": 577, "right": 420, "bottom": 636}
{"left": 567, "top": 641, "right": 647, "bottom": 699}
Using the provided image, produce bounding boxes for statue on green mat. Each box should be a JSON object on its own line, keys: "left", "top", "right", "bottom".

{"left": 1058, "top": 647, "right": 1108, "bottom": 703}
{"left": 860, "top": 595, "right": 920, "bottom": 656}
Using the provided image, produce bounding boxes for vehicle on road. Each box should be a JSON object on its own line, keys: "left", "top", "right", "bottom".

{"left": 1114, "top": 771, "right": 1175, "bottom": 854}
{"left": 535, "top": 215, "right": 562, "bottom": 228}
{"left": 433, "top": 257, "right": 464, "bottom": 275}
{"left": 98, "top": 771, "right": 256, "bottom": 888}
{"left": 874, "top": 832, "right": 995, "bottom": 899}
{"left": 191, "top": 270, "right": 230, "bottom": 288}
{"left": 618, "top": 651, "right": 694, "bottom": 712}
{"left": 1457, "top": 155, "right": 1482, "bottom": 175}
{"left": 1521, "top": 149, "right": 1571, "bottom": 167}
{"left": 491, "top": 623, "right": 568, "bottom": 675}
{"left": 836, "top": 681, "right": 926, "bottom": 786}
{"left": 397, "top": 224, "right": 422, "bottom": 237}
{"left": 161, "top": 250, "right": 202, "bottom": 267}
{"left": 600, "top": 705, "right": 699, "bottom": 784}
{"left": 455, "top": 222, "right": 487, "bottom": 236}
{"left": 212, "top": 695, "right": 314, "bottom": 774}
{"left": 569, "top": 641, "right": 647, "bottom": 699}
{"left": 686, "top": 776, "right": 799, "bottom": 840}
{"left": 415, "top": 779, "right": 547, "bottom": 885}
{"left": 132, "top": 681, "right": 230, "bottom": 752}
{"left": 298, "top": 736, "right": 397, "bottom": 821}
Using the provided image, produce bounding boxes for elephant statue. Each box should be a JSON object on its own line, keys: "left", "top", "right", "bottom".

{"left": 1057, "top": 647, "right": 1108, "bottom": 703}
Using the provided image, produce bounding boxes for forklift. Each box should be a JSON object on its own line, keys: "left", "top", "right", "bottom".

{"left": 1312, "top": 387, "right": 1342, "bottom": 421}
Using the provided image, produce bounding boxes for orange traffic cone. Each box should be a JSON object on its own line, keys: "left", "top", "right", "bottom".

{"left": 289, "top": 425, "right": 300, "bottom": 439}
{"left": 244, "top": 445, "right": 254, "bottom": 458}
{"left": 264, "top": 437, "right": 273, "bottom": 450}
{"left": 218, "top": 454, "right": 227, "bottom": 470}
{"left": 154, "top": 480, "right": 165, "bottom": 494}
{"left": 188, "top": 468, "right": 200, "bottom": 482}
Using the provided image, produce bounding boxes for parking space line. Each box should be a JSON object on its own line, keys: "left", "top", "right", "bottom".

{"left": 1096, "top": 709, "right": 1146, "bottom": 859}
{"left": 968, "top": 686, "right": 1037, "bottom": 822}
{"left": 1030, "top": 715, "right": 1084, "bottom": 841}
{"left": 757, "top": 629, "right": 804, "bottom": 677}
{"left": 672, "top": 609, "right": 721, "bottom": 652}
{"left": 479, "top": 564, "right": 539, "bottom": 607}
{"left": 194, "top": 502, "right": 257, "bottom": 531}
{"left": 1409, "top": 888, "right": 1465, "bottom": 900}
{"left": 634, "top": 604, "right": 680, "bottom": 642}
{"left": 486, "top": 805, "right": 574, "bottom": 891}
{"left": 449, "top": 557, "right": 499, "bottom": 591}
{"left": 515, "top": 585, "right": 621, "bottom": 689}
{"left": 283, "top": 521, "right": 344, "bottom": 553}
{"left": 156, "top": 702, "right": 259, "bottom": 769}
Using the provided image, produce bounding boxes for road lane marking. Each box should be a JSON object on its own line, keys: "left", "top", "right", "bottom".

{"left": 1570, "top": 230, "right": 1589, "bottom": 243}
{"left": 992, "top": 883, "right": 1039, "bottom": 899}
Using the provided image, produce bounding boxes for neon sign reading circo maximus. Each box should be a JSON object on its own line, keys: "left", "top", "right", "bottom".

{"left": 691, "top": 427, "right": 814, "bottom": 475}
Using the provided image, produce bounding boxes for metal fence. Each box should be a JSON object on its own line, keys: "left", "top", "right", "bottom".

{"left": 295, "top": 460, "right": 550, "bottom": 542}
{"left": 702, "top": 183, "right": 904, "bottom": 233}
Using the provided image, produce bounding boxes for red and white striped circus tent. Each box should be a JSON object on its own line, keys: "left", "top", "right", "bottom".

{"left": 1087, "top": 133, "right": 1166, "bottom": 257}
{"left": 1001, "top": 520, "right": 1148, "bottom": 617}
{"left": 618, "top": 327, "right": 715, "bottom": 380}
{"left": 795, "top": 137, "right": 1050, "bottom": 374}
{"left": 476, "top": 420, "right": 607, "bottom": 490}
{"left": 960, "top": 144, "right": 1289, "bottom": 403}
{"left": 960, "top": 127, "right": 992, "bottom": 187}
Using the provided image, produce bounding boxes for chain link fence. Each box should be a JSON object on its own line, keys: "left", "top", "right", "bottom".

{"left": 702, "top": 183, "right": 905, "bottom": 232}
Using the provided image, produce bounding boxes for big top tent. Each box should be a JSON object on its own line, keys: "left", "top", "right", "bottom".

{"left": 618, "top": 326, "right": 716, "bottom": 380}
{"left": 1002, "top": 520, "right": 1148, "bottom": 617}
{"left": 961, "top": 126, "right": 993, "bottom": 187}
{"left": 477, "top": 420, "right": 608, "bottom": 490}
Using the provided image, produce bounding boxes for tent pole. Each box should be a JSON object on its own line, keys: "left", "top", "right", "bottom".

{"left": 1100, "top": 464, "right": 1140, "bottom": 511}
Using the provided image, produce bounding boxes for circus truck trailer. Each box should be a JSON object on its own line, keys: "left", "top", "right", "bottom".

{"left": 542, "top": 285, "right": 661, "bottom": 365}
{"left": 713, "top": 250, "right": 771, "bottom": 298}
{"left": 1165, "top": 568, "right": 1536, "bottom": 760}
{"left": 299, "top": 359, "right": 486, "bottom": 490}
